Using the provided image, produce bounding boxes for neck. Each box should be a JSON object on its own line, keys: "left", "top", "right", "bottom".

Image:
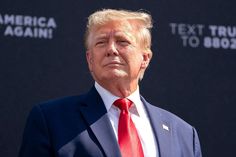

{"left": 96, "top": 79, "right": 139, "bottom": 98}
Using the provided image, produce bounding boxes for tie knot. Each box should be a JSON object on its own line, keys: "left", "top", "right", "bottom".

{"left": 114, "top": 98, "right": 132, "bottom": 112}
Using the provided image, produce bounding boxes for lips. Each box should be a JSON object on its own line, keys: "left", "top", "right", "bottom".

{"left": 104, "top": 60, "right": 124, "bottom": 67}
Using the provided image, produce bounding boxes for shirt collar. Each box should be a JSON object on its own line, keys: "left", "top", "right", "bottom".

{"left": 95, "top": 82, "right": 119, "bottom": 112}
{"left": 94, "top": 82, "right": 142, "bottom": 113}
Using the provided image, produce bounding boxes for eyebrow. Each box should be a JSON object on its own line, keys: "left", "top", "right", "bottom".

{"left": 94, "top": 31, "right": 134, "bottom": 43}
{"left": 94, "top": 34, "right": 108, "bottom": 40}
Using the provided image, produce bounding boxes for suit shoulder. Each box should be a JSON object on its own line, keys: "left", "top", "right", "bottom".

{"left": 35, "top": 94, "right": 86, "bottom": 113}
{"left": 147, "top": 103, "right": 193, "bottom": 130}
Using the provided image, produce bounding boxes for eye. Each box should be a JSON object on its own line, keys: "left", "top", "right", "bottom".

{"left": 117, "top": 40, "right": 130, "bottom": 46}
{"left": 95, "top": 40, "right": 107, "bottom": 46}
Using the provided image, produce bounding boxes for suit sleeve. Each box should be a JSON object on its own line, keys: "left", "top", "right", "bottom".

{"left": 18, "top": 105, "right": 53, "bottom": 157}
{"left": 193, "top": 127, "right": 202, "bottom": 157}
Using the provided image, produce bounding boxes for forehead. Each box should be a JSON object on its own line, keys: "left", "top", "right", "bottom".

{"left": 92, "top": 20, "right": 138, "bottom": 38}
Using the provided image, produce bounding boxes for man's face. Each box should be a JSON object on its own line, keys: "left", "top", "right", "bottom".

{"left": 86, "top": 20, "right": 150, "bottom": 86}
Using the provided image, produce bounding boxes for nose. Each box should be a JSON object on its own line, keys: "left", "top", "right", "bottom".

{"left": 106, "top": 41, "right": 119, "bottom": 57}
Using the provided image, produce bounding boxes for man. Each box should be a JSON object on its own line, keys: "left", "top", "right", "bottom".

{"left": 19, "top": 9, "right": 202, "bottom": 157}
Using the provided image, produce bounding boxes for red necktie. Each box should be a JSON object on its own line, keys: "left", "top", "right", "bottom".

{"left": 114, "top": 98, "right": 144, "bottom": 157}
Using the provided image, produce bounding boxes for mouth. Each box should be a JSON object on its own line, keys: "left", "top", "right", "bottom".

{"left": 104, "top": 61, "right": 124, "bottom": 67}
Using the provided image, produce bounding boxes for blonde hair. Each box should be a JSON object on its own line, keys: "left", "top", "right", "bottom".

{"left": 85, "top": 9, "right": 153, "bottom": 52}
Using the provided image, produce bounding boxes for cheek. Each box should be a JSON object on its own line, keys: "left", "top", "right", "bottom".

{"left": 92, "top": 53, "right": 101, "bottom": 63}
{"left": 91, "top": 53, "right": 105, "bottom": 70}
{"left": 126, "top": 55, "right": 143, "bottom": 71}
{"left": 132, "top": 54, "right": 143, "bottom": 65}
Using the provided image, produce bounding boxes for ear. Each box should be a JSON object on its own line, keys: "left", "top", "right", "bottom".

{"left": 141, "top": 51, "right": 152, "bottom": 69}
{"left": 86, "top": 51, "right": 93, "bottom": 72}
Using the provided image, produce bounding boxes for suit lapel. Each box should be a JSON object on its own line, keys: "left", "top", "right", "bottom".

{"left": 79, "top": 87, "right": 121, "bottom": 157}
{"left": 141, "top": 97, "right": 173, "bottom": 157}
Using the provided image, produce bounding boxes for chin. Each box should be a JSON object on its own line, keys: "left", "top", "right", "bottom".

{"left": 103, "top": 71, "right": 127, "bottom": 80}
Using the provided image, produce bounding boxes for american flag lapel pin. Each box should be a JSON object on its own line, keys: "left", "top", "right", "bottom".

{"left": 162, "top": 124, "right": 169, "bottom": 131}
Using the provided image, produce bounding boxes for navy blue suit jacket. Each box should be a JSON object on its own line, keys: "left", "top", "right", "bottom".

{"left": 19, "top": 86, "right": 202, "bottom": 157}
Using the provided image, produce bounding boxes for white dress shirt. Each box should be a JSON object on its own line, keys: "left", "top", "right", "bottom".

{"left": 95, "top": 82, "right": 158, "bottom": 157}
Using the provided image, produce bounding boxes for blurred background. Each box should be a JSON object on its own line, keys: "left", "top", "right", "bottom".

{"left": 0, "top": 0, "right": 236, "bottom": 156}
